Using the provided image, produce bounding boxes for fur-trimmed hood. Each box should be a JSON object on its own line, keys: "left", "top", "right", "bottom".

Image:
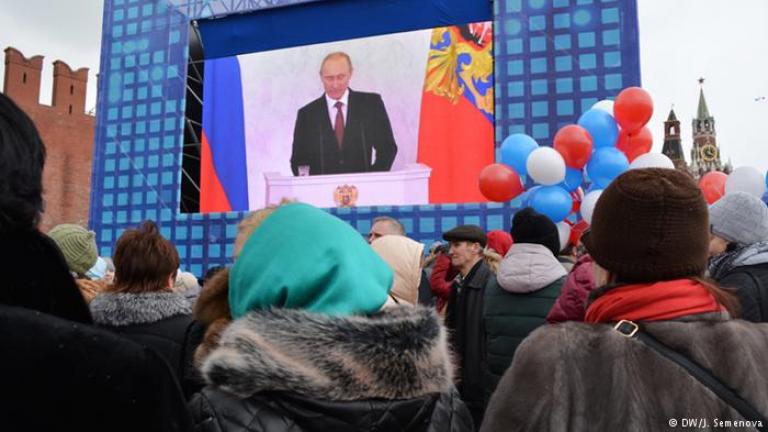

{"left": 90, "top": 291, "right": 192, "bottom": 326}
{"left": 201, "top": 305, "right": 454, "bottom": 401}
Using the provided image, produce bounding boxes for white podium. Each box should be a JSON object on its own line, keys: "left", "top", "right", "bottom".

{"left": 263, "top": 164, "right": 432, "bottom": 208}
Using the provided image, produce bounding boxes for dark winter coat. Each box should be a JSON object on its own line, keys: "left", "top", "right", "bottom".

{"left": 444, "top": 259, "right": 496, "bottom": 428}
{"left": 418, "top": 270, "right": 436, "bottom": 307}
{"left": 717, "top": 263, "right": 768, "bottom": 322}
{"left": 290, "top": 89, "right": 397, "bottom": 175}
{"left": 90, "top": 291, "right": 205, "bottom": 398}
{"left": 710, "top": 242, "right": 768, "bottom": 322}
{"left": 481, "top": 316, "right": 768, "bottom": 432}
{"left": 708, "top": 244, "right": 768, "bottom": 323}
{"left": 546, "top": 254, "right": 595, "bottom": 323}
{"left": 0, "top": 304, "right": 193, "bottom": 432}
{"left": 0, "top": 228, "right": 91, "bottom": 323}
{"left": 485, "top": 244, "right": 566, "bottom": 398}
{"left": 190, "top": 306, "right": 473, "bottom": 432}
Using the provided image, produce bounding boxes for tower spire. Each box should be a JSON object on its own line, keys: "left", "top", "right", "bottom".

{"left": 667, "top": 105, "right": 678, "bottom": 122}
{"left": 697, "top": 77, "right": 710, "bottom": 119}
{"left": 662, "top": 103, "right": 685, "bottom": 170}
{"left": 690, "top": 77, "right": 726, "bottom": 178}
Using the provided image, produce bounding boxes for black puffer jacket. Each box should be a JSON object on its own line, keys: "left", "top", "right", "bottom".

{"left": 709, "top": 243, "right": 768, "bottom": 322}
{"left": 716, "top": 263, "right": 768, "bottom": 322}
{"left": 191, "top": 387, "right": 470, "bottom": 432}
{"left": 189, "top": 306, "right": 473, "bottom": 432}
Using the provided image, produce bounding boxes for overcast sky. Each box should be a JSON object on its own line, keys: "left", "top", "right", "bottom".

{"left": 1, "top": 0, "right": 766, "bottom": 173}
{"left": 0, "top": 0, "right": 103, "bottom": 114}
{"left": 637, "top": 0, "right": 768, "bottom": 173}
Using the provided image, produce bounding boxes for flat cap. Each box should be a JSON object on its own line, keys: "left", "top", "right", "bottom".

{"left": 442, "top": 225, "right": 487, "bottom": 248}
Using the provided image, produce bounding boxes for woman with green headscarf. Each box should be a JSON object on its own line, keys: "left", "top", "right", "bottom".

{"left": 190, "top": 203, "right": 473, "bottom": 432}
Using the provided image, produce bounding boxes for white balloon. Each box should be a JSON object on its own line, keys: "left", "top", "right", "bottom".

{"left": 580, "top": 190, "right": 603, "bottom": 225}
{"left": 629, "top": 153, "right": 675, "bottom": 170}
{"left": 556, "top": 222, "right": 571, "bottom": 252}
{"left": 526, "top": 147, "right": 566, "bottom": 186}
{"left": 725, "top": 166, "right": 767, "bottom": 198}
{"left": 592, "top": 99, "right": 615, "bottom": 116}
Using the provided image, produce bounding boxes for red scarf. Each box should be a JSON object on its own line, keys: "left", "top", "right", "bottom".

{"left": 584, "top": 279, "right": 726, "bottom": 323}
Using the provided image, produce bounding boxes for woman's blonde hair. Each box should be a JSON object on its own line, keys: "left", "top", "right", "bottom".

{"left": 483, "top": 248, "right": 503, "bottom": 273}
{"left": 233, "top": 199, "right": 295, "bottom": 259}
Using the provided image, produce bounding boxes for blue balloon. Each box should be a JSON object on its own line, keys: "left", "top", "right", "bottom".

{"left": 578, "top": 108, "right": 619, "bottom": 149}
{"left": 529, "top": 185, "right": 573, "bottom": 223}
{"left": 560, "top": 167, "right": 583, "bottom": 192}
{"left": 587, "top": 147, "right": 629, "bottom": 189}
{"left": 501, "top": 134, "right": 538, "bottom": 176}
{"left": 518, "top": 185, "right": 541, "bottom": 207}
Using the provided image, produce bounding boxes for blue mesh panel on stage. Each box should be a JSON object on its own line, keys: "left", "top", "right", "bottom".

{"left": 91, "top": 0, "right": 640, "bottom": 277}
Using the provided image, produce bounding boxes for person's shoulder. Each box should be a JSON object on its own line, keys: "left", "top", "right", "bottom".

{"left": 527, "top": 321, "right": 612, "bottom": 350}
{"left": 727, "top": 262, "right": 768, "bottom": 279}
{"left": 191, "top": 388, "right": 294, "bottom": 432}
{"left": 349, "top": 89, "right": 383, "bottom": 101}
{"left": 298, "top": 95, "right": 326, "bottom": 113}
{"left": 528, "top": 320, "right": 605, "bottom": 341}
{"left": 649, "top": 318, "right": 768, "bottom": 341}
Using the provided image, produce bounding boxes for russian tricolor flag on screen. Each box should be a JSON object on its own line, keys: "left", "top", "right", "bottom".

{"left": 199, "top": 57, "right": 249, "bottom": 213}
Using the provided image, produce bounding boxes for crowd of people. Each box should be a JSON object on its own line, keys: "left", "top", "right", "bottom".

{"left": 3, "top": 90, "right": 768, "bottom": 431}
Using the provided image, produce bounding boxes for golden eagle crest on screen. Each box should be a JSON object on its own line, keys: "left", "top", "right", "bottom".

{"left": 333, "top": 184, "right": 358, "bottom": 207}
{"left": 424, "top": 23, "right": 494, "bottom": 116}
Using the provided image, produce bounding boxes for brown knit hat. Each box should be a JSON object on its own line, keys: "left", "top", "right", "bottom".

{"left": 582, "top": 168, "right": 709, "bottom": 282}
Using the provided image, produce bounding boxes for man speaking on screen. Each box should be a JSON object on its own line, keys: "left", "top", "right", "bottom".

{"left": 290, "top": 52, "right": 398, "bottom": 176}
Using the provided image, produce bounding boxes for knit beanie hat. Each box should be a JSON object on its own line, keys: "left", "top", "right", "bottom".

{"left": 582, "top": 168, "right": 709, "bottom": 283}
{"left": 709, "top": 192, "right": 768, "bottom": 245}
{"left": 510, "top": 207, "right": 560, "bottom": 256}
{"left": 48, "top": 224, "right": 98, "bottom": 275}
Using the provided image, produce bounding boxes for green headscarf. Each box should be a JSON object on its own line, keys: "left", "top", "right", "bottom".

{"left": 229, "top": 203, "right": 393, "bottom": 318}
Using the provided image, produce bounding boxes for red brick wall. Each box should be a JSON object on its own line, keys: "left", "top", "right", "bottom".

{"left": 3, "top": 47, "right": 95, "bottom": 232}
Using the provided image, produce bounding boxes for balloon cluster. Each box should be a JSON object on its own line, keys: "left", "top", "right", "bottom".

{"left": 699, "top": 166, "right": 768, "bottom": 205}
{"left": 479, "top": 87, "right": 664, "bottom": 230}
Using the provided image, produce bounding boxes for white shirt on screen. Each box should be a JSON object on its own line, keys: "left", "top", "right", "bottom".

{"left": 325, "top": 89, "right": 349, "bottom": 128}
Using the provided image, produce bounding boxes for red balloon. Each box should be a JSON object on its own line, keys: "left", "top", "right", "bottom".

{"left": 478, "top": 164, "right": 524, "bottom": 202}
{"left": 553, "top": 125, "right": 593, "bottom": 169}
{"left": 614, "top": 87, "right": 653, "bottom": 133}
{"left": 699, "top": 171, "right": 728, "bottom": 204}
{"left": 616, "top": 126, "right": 653, "bottom": 162}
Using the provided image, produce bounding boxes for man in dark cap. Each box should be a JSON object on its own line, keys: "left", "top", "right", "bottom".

{"left": 442, "top": 224, "right": 496, "bottom": 428}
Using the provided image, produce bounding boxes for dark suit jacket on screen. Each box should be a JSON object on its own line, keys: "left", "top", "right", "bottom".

{"left": 290, "top": 89, "right": 398, "bottom": 176}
